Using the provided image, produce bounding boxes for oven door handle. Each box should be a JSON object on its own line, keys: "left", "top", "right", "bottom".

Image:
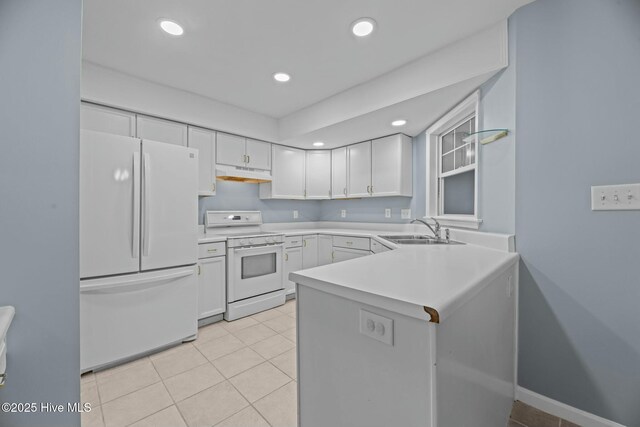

{"left": 231, "top": 243, "right": 283, "bottom": 253}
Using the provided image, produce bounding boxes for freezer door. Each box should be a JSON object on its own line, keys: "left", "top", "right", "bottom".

{"left": 80, "top": 130, "right": 141, "bottom": 278}
{"left": 141, "top": 140, "right": 198, "bottom": 271}
{"left": 80, "top": 267, "right": 197, "bottom": 371}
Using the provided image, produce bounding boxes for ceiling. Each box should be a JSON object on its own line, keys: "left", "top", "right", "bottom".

{"left": 83, "top": 0, "right": 533, "bottom": 119}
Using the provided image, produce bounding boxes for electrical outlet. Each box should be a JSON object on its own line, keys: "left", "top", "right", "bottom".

{"left": 341, "top": 209, "right": 346, "bottom": 218}
{"left": 293, "top": 210, "right": 299, "bottom": 219}
{"left": 401, "top": 208, "right": 411, "bottom": 219}
{"left": 359, "top": 309, "right": 393, "bottom": 346}
{"left": 384, "top": 208, "right": 391, "bottom": 218}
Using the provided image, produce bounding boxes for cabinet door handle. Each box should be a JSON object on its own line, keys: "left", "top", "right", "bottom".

{"left": 367, "top": 185, "right": 370, "bottom": 194}
{"left": 242, "top": 154, "right": 247, "bottom": 163}
{"left": 247, "top": 155, "right": 250, "bottom": 163}
{"left": 285, "top": 253, "right": 289, "bottom": 261}
{"left": 328, "top": 190, "right": 331, "bottom": 198}
{"left": 212, "top": 183, "right": 216, "bottom": 191}
{"left": 344, "top": 187, "right": 347, "bottom": 196}
{"left": 331, "top": 251, "right": 334, "bottom": 261}
{"left": 303, "top": 240, "right": 307, "bottom": 247}
{"left": 370, "top": 186, "right": 373, "bottom": 194}
{"left": 197, "top": 265, "right": 201, "bottom": 275}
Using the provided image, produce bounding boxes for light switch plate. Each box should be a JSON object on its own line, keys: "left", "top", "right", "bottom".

{"left": 359, "top": 309, "right": 393, "bottom": 346}
{"left": 293, "top": 210, "right": 299, "bottom": 219}
{"left": 384, "top": 208, "right": 391, "bottom": 218}
{"left": 341, "top": 209, "right": 346, "bottom": 218}
{"left": 401, "top": 208, "right": 411, "bottom": 219}
{"left": 591, "top": 183, "right": 640, "bottom": 210}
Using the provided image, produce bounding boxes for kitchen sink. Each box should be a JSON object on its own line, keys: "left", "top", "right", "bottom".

{"left": 379, "top": 235, "right": 463, "bottom": 245}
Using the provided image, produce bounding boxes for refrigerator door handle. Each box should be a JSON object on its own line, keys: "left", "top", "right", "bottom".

{"left": 132, "top": 152, "right": 140, "bottom": 259}
{"left": 142, "top": 153, "right": 151, "bottom": 257}
{"left": 80, "top": 268, "right": 194, "bottom": 294}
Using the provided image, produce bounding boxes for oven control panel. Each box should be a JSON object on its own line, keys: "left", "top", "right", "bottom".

{"left": 227, "top": 234, "right": 284, "bottom": 248}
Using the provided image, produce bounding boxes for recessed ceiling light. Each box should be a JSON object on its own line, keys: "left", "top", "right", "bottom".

{"left": 391, "top": 119, "right": 407, "bottom": 127}
{"left": 351, "top": 18, "right": 376, "bottom": 37}
{"left": 313, "top": 141, "right": 324, "bottom": 147}
{"left": 273, "top": 72, "right": 291, "bottom": 83}
{"left": 159, "top": 20, "right": 184, "bottom": 36}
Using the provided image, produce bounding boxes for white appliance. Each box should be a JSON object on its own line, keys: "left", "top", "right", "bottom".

{"left": 204, "top": 211, "right": 285, "bottom": 320}
{"left": 80, "top": 130, "right": 199, "bottom": 372}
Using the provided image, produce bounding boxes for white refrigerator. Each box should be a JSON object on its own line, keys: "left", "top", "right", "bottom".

{"left": 79, "top": 130, "right": 199, "bottom": 371}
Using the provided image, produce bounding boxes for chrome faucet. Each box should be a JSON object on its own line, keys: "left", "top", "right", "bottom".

{"left": 411, "top": 217, "right": 441, "bottom": 241}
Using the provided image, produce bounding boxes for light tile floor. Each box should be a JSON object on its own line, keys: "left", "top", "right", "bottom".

{"left": 81, "top": 300, "right": 298, "bottom": 427}
{"left": 82, "top": 298, "right": 575, "bottom": 427}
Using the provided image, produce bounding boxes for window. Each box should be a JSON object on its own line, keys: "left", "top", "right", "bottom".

{"left": 425, "top": 92, "right": 482, "bottom": 229}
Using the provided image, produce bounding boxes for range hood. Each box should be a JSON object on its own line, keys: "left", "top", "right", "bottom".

{"left": 216, "top": 164, "right": 272, "bottom": 183}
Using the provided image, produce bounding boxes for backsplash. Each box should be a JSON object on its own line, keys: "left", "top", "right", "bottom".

{"left": 198, "top": 180, "right": 321, "bottom": 224}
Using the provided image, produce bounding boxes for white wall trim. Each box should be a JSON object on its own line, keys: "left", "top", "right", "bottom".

{"left": 516, "top": 387, "right": 627, "bottom": 427}
{"left": 425, "top": 91, "right": 481, "bottom": 225}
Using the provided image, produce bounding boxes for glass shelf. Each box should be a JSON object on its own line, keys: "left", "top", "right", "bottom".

{"left": 462, "top": 129, "right": 509, "bottom": 145}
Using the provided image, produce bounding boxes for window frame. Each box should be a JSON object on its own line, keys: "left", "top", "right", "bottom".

{"left": 425, "top": 91, "right": 482, "bottom": 229}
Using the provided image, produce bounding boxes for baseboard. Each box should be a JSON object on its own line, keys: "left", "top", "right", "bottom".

{"left": 516, "top": 387, "right": 626, "bottom": 427}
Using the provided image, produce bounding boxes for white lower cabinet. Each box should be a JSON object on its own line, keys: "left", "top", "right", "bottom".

{"left": 302, "top": 235, "right": 318, "bottom": 269}
{"left": 332, "top": 247, "right": 372, "bottom": 263}
{"left": 283, "top": 246, "right": 303, "bottom": 296}
{"left": 318, "top": 235, "right": 333, "bottom": 266}
{"left": 197, "top": 244, "right": 226, "bottom": 319}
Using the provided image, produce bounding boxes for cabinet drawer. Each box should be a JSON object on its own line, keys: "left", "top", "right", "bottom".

{"left": 332, "top": 236, "right": 370, "bottom": 251}
{"left": 198, "top": 242, "right": 226, "bottom": 259}
{"left": 285, "top": 236, "right": 303, "bottom": 248}
{"left": 371, "top": 239, "right": 392, "bottom": 254}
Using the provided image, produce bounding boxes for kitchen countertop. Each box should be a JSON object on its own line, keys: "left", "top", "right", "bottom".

{"left": 289, "top": 241, "right": 518, "bottom": 324}
{"left": 197, "top": 234, "right": 227, "bottom": 244}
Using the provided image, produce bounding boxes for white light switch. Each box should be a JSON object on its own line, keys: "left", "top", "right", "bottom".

{"left": 359, "top": 309, "right": 393, "bottom": 346}
{"left": 401, "top": 209, "right": 411, "bottom": 219}
{"left": 591, "top": 183, "right": 640, "bottom": 211}
{"left": 293, "top": 210, "right": 299, "bottom": 219}
{"left": 341, "top": 209, "right": 346, "bottom": 218}
{"left": 385, "top": 208, "right": 391, "bottom": 218}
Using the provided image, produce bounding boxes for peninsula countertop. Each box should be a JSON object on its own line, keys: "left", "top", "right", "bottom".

{"left": 289, "top": 242, "right": 519, "bottom": 323}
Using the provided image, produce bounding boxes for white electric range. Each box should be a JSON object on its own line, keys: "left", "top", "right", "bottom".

{"left": 204, "top": 211, "right": 285, "bottom": 320}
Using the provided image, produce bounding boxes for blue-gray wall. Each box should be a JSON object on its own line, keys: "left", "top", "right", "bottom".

{"left": 514, "top": 0, "right": 640, "bottom": 425}
{"left": 0, "top": 0, "right": 82, "bottom": 426}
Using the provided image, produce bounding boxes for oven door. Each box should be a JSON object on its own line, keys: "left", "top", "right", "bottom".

{"left": 228, "top": 244, "right": 283, "bottom": 302}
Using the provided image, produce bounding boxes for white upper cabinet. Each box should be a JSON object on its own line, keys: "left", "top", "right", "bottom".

{"left": 81, "top": 103, "right": 136, "bottom": 137}
{"left": 306, "top": 151, "right": 331, "bottom": 199}
{"left": 260, "top": 145, "right": 305, "bottom": 199}
{"left": 136, "top": 115, "right": 188, "bottom": 146}
{"left": 347, "top": 141, "right": 372, "bottom": 198}
{"left": 245, "top": 139, "right": 271, "bottom": 170}
{"left": 216, "top": 133, "right": 246, "bottom": 167}
{"left": 331, "top": 147, "right": 347, "bottom": 199}
{"left": 371, "top": 134, "right": 413, "bottom": 197}
{"left": 188, "top": 126, "right": 216, "bottom": 196}
{"left": 346, "top": 135, "right": 413, "bottom": 198}
{"left": 217, "top": 133, "right": 271, "bottom": 170}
